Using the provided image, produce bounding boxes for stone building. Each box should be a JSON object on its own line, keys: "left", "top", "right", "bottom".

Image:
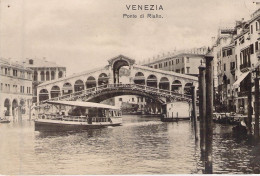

{"left": 23, "top": 58, "right": 66, "bottom": 102}
{"left": 212, "top": 8, "right": 260, "bottom": 114}
{"left": 143, "top": 47, "right": 207, "bottom": 77}
{"left": 0, "top": 58, "right": 33, "bottom": 121}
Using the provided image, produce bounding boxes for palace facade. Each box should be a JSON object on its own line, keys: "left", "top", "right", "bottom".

{"left": 212, "top": 8, "right": 260, "bottom": 114}
{"left": 23, "top": 58, "right": 66, "bottom": 102}
{"left": 0, "top": 58, "right": 33, "bottom": 120}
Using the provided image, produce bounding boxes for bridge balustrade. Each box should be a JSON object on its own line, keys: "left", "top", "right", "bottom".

{"left": 38, "top": 83, "right": 192, "bottom": 105}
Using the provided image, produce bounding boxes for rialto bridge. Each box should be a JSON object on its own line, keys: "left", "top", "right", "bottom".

{"left": 37, "top": 55, "right": 198, "bottom": 108}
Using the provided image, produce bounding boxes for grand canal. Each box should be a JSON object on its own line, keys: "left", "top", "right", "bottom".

{"left": 0, "top": 115, "right": 259, "bottom": 174}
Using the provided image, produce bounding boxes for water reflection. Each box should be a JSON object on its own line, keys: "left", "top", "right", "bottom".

{"left": 0, "top": 115, "right": 259, "bottom": 174}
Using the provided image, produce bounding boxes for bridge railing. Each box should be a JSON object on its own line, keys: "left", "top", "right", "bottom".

{"left": 38, "top": 83, "right": 191, "bottom": 105}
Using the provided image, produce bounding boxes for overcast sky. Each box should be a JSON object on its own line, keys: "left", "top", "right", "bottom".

{"left": 0, "top": 0, "right": 258, "bottom": 75}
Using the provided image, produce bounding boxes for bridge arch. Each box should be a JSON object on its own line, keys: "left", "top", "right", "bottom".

{"left": 86, "top": 76, "right": 97, "bottom": 88}
{"left": 134, "top": 72, "right": 145, "bottom": 85}
{"left": 62, "top": 82, "right": 73, "bottom": 95}
{"left": 171, "top": 80, "right": 182, "bottom": 93}
{"left": 147, "top": 75, "right": 157, "bottom": 88}
{"left": 98, "top": 73, "right": 109, "bottom": 86}
{"left": 184, "top": 82, "right": 193, "bottom": 94}
{"left": 39, "top": 89, "right": 49, "bottom": 101}
{"left": 74, "top": 79, "right": 84, "bottom": 92}
{"left": 85, "top": 88, "right": 166, "bottom": 104}
{"left": 159, "top": 77, "right": 170, "bottom": 90}
{"left": 51, "top": 85, "right": 61, "bottom": 98}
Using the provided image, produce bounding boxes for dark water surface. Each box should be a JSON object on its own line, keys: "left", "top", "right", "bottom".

{"left": 0, "top": 115, "right": 259, "bottom": 174}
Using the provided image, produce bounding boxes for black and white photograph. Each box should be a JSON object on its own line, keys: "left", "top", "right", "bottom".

{"left": 0, "top": 0, "right": 260, "bottom": 174}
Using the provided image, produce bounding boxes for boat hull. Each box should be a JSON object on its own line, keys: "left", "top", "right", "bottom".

{"left": 34, "top": 119, "right": 121, "bottom": 132}
{"left": 161, "top": 116, "right": 190, "bottom": 122}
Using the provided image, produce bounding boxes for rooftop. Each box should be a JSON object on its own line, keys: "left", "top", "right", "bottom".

{"left": 0, "top": 58, "right": 32, "bottom": 71}
{"left": 23, "top": 58, "right": 65, "bottom": 68}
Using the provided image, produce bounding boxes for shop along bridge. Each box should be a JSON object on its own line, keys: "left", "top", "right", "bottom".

{"left": 37, "top": 55, "right": 198, "bottom": 106}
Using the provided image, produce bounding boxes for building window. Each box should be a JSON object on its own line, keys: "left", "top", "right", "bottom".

{"left": 132, "top": 98, "right": 134, "bottom": 102}
{"left": 256, "top": 22, "right": 259, "bottom": 31}
{"left": 186, "top": 57, "right": 189, "bottom": 63}
{"left": 119, "top": 98, "right": 122, "bottom": 101}
{"left": 182, "top": 57, "right": 184, "bottom": 63}
{"left": 250, "top": 44, "right": 254, "bottom": 54}
{"left": 5, "top": 68, "right": 8, "bottom": 75}
{"left": 165, "top": 62, "right": 167, "bottom": 67}
{"left": 29, "top": 59, "right": 34, "bottom": 65}
{"left": 224, "top": 64, "right": 226, "bottom": 71}
{"left": 186, "top": 67, "right": 190, "bottom": 74}
{"left": 58, "top": 71, "right": 63, "bottom": 78}
{"left": 154, "top": 65, "right": 157, "bottom": 69}
{"left": 256, "top": 41, "right": 259, "bottom": 51}
{"left": 251, "top": 25, "right": 253, "bottom": 34}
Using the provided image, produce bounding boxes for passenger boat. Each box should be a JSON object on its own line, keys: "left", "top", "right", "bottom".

{"left": 34, "top": 100, "right": 122, "bottom": 132}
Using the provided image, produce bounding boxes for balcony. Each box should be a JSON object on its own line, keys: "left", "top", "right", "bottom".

{"left": 240, "top": 62, "right": 251, "bottom": 73}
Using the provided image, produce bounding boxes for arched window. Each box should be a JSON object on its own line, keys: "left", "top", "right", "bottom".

{"left": 51, "top": 71, "right": 55, "bottom": 80}
{"left": 40, "top": 71, "right": 45, "bottom": 81}
{"left": 46, "top": 71, "right": 50, "bottom": 81}
{"left": 58, "top": 71, "right": 63, "bottom": 78}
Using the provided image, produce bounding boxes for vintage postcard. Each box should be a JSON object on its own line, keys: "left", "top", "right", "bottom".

{"left": 0, "top": 0, "right": 260, "bottom": 175}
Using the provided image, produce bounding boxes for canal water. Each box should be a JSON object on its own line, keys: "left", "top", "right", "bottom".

{"left": 0, "top": 115, "right": 259, "bottom": 174}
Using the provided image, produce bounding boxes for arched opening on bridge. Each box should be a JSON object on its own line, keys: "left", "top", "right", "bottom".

{"left": 33, "top": 71, "right": 38, "bottom": 81}
{"left": 86, "top": 76, "right": 97, "bottom": 88}
{"left": 74, "top": 80, "right": 84, "bottom": 92}
{"left": 4, "top": 99, "right": 11, "bottom": 116}
{"left": 62, "top": 82, "right": 73, "bottom": 95}
{"left": 171, "top": 80, "right": 182, "bottom": 93}
{"left": 98, "top": 73, "right": 109, "bottom": 86}
{"left": 51, "top": 71, "right": 55, "bottom": 80}
{"left": 19, "top": 99, "right": 26, "bottom": 114}
{"left": 40, "top": 71, "right": 45, "bottom": 81}
{"left": 51, "top": 86, "right": 61, "bottom": 98}
{"left": 112, "top": 60, "right": 129, "bottom": 84}
{"left": 147, "top": 75, "right": 157, "bottom": 88}
{"left": 39, "top": 89, "right": 49, "bottom": 101}
{"left": 184, "top": 83, "right": 193, "bottom": 94}
{"left": 46, "top": 71, "right": 50, "bottom": 81}
{"left": 12, "top": 99, "right": 18, "bottom": 117}
{"left": 159, "top": 77, "right": 170, "bottom": 90}
{"left": 134, "top": 72, "right": 145, "bottom": 85}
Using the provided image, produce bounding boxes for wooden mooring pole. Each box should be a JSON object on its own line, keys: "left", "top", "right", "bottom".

{"left": 198, "top": 65, "right": 206, "bottom": 155}
{"left": 191, "top": 85, "right": 198, "bottom": 141}
{"left": 205, "top": 54, "right": 214, "bottom": 174}
{"left": 254, "top": 76, "right": 259, "bottom": 139}
{"left": 248, "top": 72, "right": 253, "bottom": 134}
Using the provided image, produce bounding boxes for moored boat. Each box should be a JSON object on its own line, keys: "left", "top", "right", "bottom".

{"left": 161, "top": 114, "right": 190, "bottom": 122}
{"left": 34, "top": 100, "right": 122, "bottom": 132}
{"left": 0, "top": 118, "right": 10, "bottom": 123}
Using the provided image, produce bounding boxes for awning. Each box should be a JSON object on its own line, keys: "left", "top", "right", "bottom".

{"left": 233, "top": 71, "right": 250, "bottom": 88}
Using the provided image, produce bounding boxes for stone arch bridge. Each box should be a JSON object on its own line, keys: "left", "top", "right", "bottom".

{"left": 37, "top": 55, "right": 198, "bottom": 105}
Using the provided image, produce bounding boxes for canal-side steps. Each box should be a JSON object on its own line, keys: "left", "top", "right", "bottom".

{"left": 38, "top": 84, "right": 192, "bottom": 105}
